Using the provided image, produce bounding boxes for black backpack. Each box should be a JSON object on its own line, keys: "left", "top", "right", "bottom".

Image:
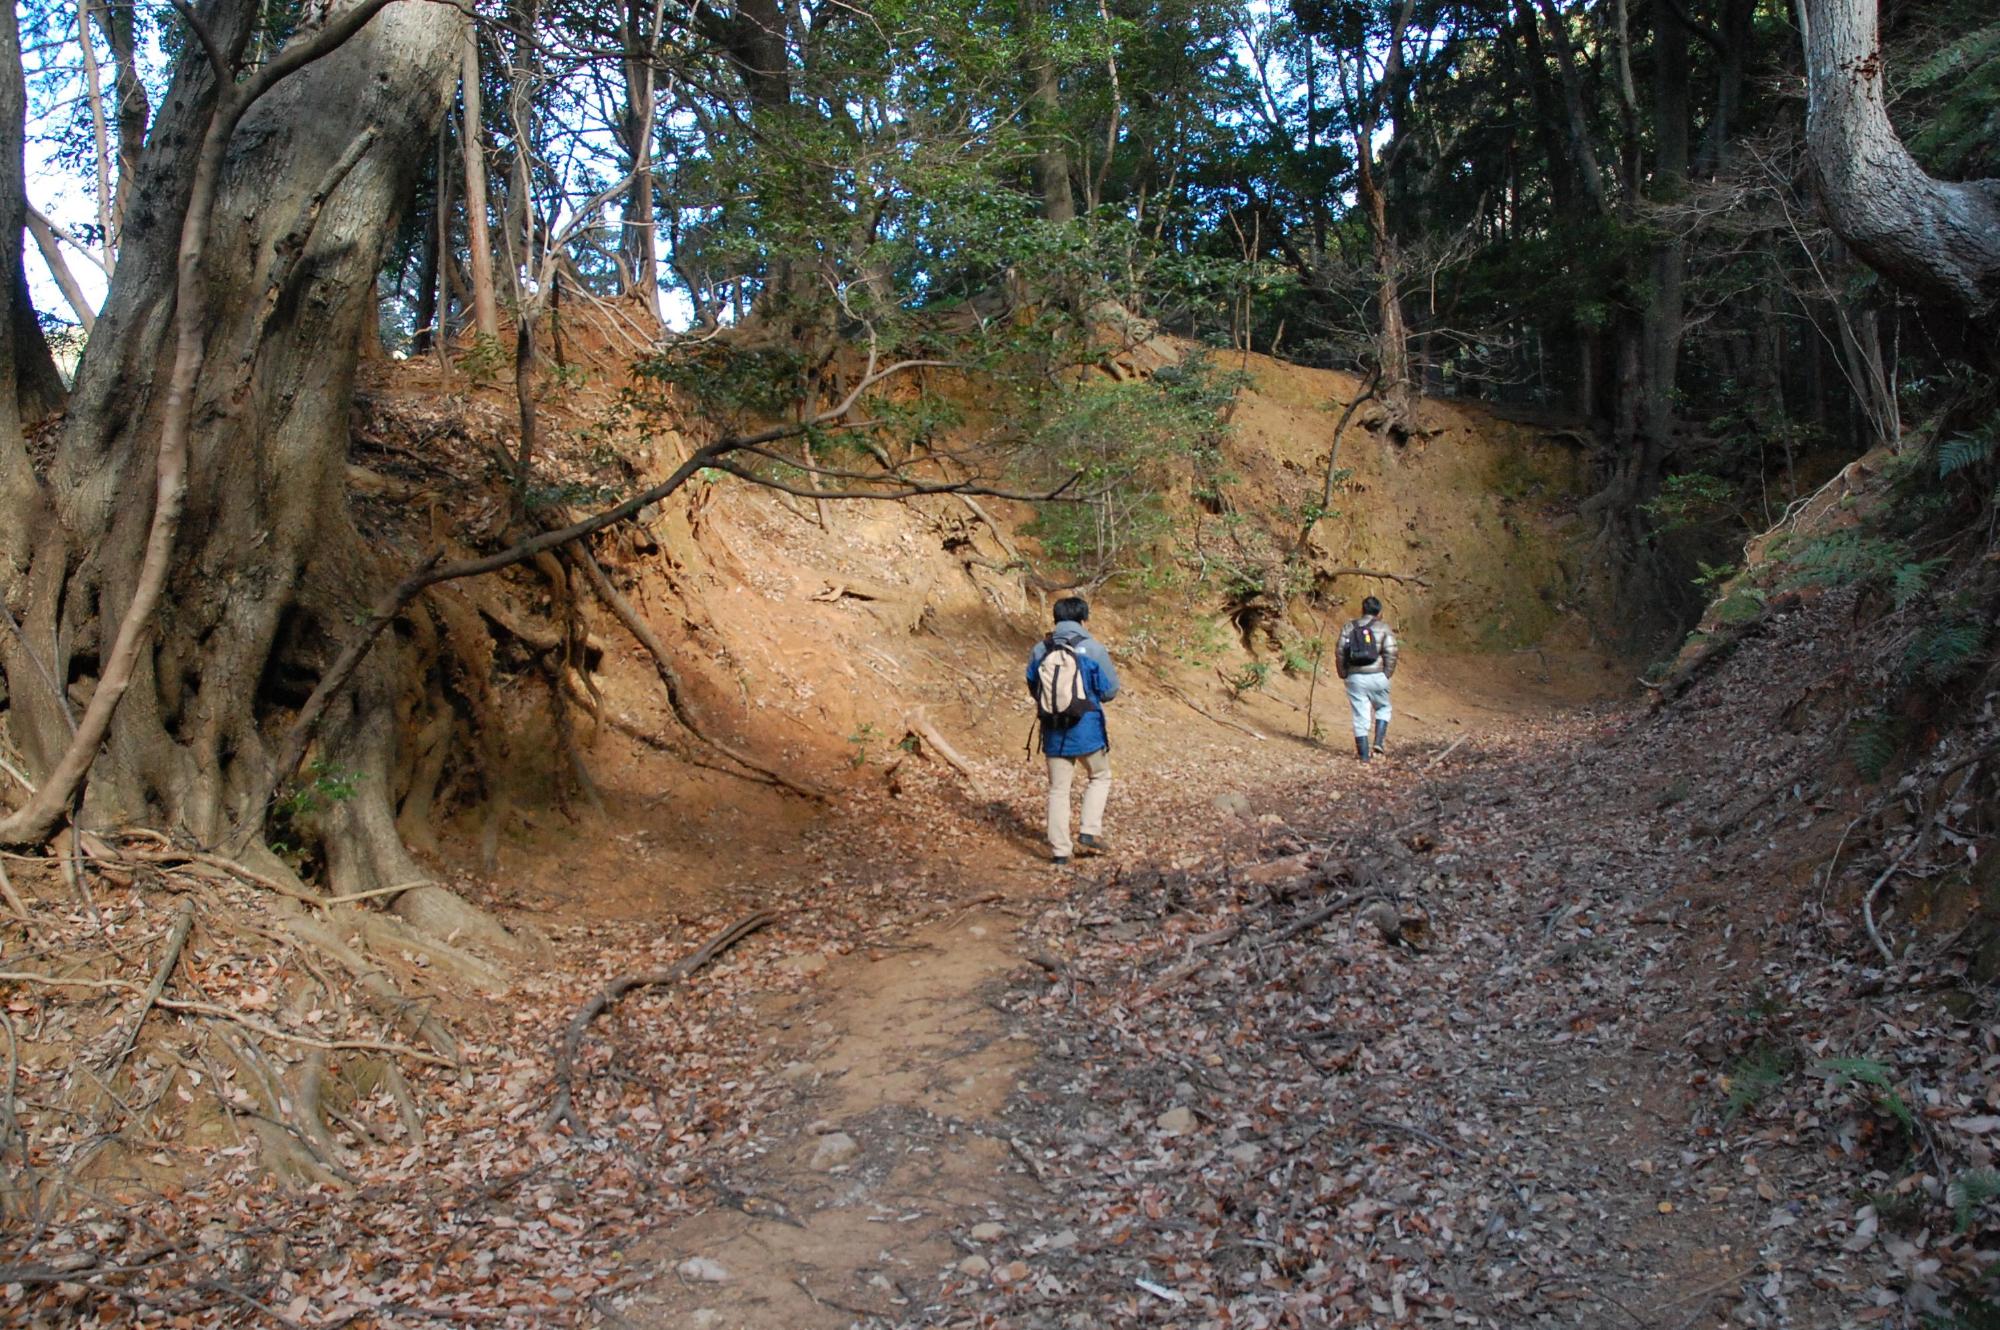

{"left": 1034, "top": 637, "right": 1094, "bottom": 728}
{"left": 1343, "top": 619, "right": 1383, "bottom": 668}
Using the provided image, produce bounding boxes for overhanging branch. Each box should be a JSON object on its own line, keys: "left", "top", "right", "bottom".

{"left": 233, "top": 363, "right": 997, "bottom": 841}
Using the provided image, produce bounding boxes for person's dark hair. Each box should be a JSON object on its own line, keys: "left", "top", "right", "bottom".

{"left": 1361, "top": 595, "right": 1382, "bottom": 616}
{"left": 1053, "top": 596, "right": 1090, "bottom": 624}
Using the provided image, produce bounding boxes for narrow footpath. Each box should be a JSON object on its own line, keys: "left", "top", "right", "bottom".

{"left": 582, "top": 726, "right": 1790, "bottom": 1326}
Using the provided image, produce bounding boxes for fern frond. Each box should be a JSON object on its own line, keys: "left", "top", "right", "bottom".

{"left": 1950, "top": 1168, "right": 2000, "bottom": 1233}
{"left": 1850, "top": 716, "right": 1903, "bottom": 782}
{"left": 1905, "top": 21, "right": 2000, "bottom": 91}
{"left": 1938, "top": 433, "right": 1996, "bottom": 479}
{"left": 1890, "top": 557, "right": 1948, "bottom": 609}
{"left": 1781, "top": 532, "right": 1907, "bottom": 591}
{"left": 1907, "top": 617, "right": 1990, "bottom": 683}
{"left": 1814, "top": 1056, "right": 1915, "bottom": 1133}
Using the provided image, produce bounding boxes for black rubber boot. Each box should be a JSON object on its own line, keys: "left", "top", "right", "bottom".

{"left": 1374, "top": 719, "right": 1389, "bottom": 755}
{"left": 1355, "top": 735, "right": 1371, "bottom": 761}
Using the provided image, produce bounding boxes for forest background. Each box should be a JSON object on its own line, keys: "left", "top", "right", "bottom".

{"left": 0, "top": 0, "right": 1997, "bottom": 926}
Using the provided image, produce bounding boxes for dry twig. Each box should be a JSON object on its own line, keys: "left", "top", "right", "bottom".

{"left": 545, "top": 910, "right": 777, "bottom": 1132}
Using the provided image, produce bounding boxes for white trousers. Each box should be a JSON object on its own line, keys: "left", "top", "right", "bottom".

{"left": 1046, "top": 750, "right": 1111, "bottom": 857}
{"left": 1345, "top": 672, "right": 1393, "bottom": 738}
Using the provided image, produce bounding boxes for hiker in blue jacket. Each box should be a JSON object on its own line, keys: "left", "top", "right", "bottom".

{"left": 1026, "top": 597, "right": 1120, "bottom": 864}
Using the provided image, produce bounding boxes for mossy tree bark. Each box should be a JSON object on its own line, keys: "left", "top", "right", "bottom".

{"left": 0, "top": 0, "right": 508, "bottom": 945}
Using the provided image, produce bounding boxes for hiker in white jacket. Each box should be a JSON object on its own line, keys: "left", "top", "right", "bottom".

{"left": 1335, "top": 595, "right": 1398, "bottom": 761}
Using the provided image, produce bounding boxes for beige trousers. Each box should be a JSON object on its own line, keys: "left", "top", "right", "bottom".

{"left": 1046, "top": 749, "right": 1112, "bottom": 857}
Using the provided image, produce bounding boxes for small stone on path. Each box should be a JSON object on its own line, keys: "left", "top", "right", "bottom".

{"left": 811, "top": 1131, "right": 860, "bottom": 1169}
{"left": 1157, "top": 1106, "right": 1196, "bottom": 1135}
{"left": 676, "top": 1257, "right": 730, "bottom": 1283}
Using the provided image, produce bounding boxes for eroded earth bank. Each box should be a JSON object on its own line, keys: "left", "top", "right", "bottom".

{"left": 3, "top": 339, "right": 1996, "bottom": 1330}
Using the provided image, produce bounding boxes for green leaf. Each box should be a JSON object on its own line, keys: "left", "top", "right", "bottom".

{"left": 1937, "top": 433, "right": 1996, "bottom": 479}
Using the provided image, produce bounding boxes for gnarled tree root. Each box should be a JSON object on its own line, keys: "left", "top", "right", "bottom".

{"left": 568, "top": 546, "right": 826, "bottom": 802}
{"left": 544, "top": 910, "right": 775, "bottom": 1135}
{"left": 282, "top": 911, "right": 461, "bottom": 1063}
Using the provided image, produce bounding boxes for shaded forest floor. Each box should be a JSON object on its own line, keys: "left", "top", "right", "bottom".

{"left": 6, "top": 335, "right": 1994, "bottom": 1328}
{"left": 7, "top": 592, "right": 1996, "bottom": 1329}
{"left": 588, "top": 594, "right": 1992, "bottom": 1330}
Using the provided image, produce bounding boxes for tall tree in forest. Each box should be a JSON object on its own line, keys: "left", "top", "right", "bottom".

{"left": 1021, "top": 0, "right": 1077, "bottom": 224}
{"left": 0, "top": 0, "right": 509, "bottom": 947}
{"left": 617, "top": 0, "right": 668, "bottom": 310}
{"left": 461, "top": 28, "right": 502, "bottom": 340}
{"left": 0, "top": 0, "right": 63, "bottom": 441}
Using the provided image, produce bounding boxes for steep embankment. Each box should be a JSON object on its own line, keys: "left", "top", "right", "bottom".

{"left": 379, "top": 330, "right": 1622, "bottom": 918}
{"left": 0, "top": 324, "right": 1645, "bottom": 1327}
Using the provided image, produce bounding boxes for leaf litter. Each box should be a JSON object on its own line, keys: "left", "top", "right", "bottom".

{"left": 2, "top": 586, "right": 1996, "bottom": 1329}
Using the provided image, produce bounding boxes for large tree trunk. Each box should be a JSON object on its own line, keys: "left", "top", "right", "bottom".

{"left": 1358, "top": 155, "right": 1412, "bottom": 415}
{"left": 1799, "top": 0, "right": 2000, "bottom": 322}
{"left": 1631, "top": 3, "right": 1689, "bottom": 505}
{"left": 1, "top": 0, "right": 61, "bottom": 562}
{"left": 89, "top": 0, "right": 150, "bottom": 248}
{"left": 619, "top": 0, "right": 664, "bottom": 314}
{"left": 1021, "top": 0, "right": 1075, "bottom": 225}
{"left": 2, "top": 0, "right": 498, "bottom": 937}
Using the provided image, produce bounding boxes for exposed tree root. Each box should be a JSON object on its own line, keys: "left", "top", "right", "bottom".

{"left": 1319, "top": 566, "right": 1434, "bottom": 590}
{"left": 544, "top": 909, "right": 776, "bottom": 1134}
{"left": 905, "top": 708, "right": 989, "bottom": 799}
{"left": 1161, "top": 681, "right": 1268, "bottom": 740}
{"left": 281, "top": 911, "right": 461, "bottom": 1062}
{"left": 568, "top": 546, "right": 827, "bottom": 801}
{"left": 102, "top": 899, "right": 194, "bottom": 1079}
{"left": 0, "top": 856, "right": 29, "bottom": 925}
{"left": 0, "top": 967, "right": 454, "bottom": 1066}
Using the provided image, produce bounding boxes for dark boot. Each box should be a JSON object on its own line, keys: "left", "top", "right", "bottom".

{"left": 1374, "top": 719, "right": 1389, "bottom": 755}
{"left": 1355, "top": 735, "right": 1371, "bottom": 761}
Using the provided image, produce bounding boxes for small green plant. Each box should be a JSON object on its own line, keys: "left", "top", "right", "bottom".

{"left": 1642, "top": 471, "right": 1739, "bottom": 532}
{"left": 1169, "top": 615, "right": 1231, "bottom": 668}
{"left": 456, "top": 332, "right": 508, "bottom": 386}
{"left": 1023, "top": 350, "right": 1244, "bottom": 579}
{"left": 847, "top": 721, "right": 882, "bottom": 768}
{"left": 275, "top": 760, "right": 359, "bottom": 823}
{"left": 523, "top": 481, "right": 626, "bottom": 511}
{"left": 1814, "top": 1056, "right": 1916, "bottom": 1136}
{"left": 546, "top": 360, "right": 590, "bottom": 395}
{"left": 1223, "top": 660, "right": 1271, "bottom": 699}
{"left": 1692, "top": 560, "right": 1738, "bottom": 592}
{"left": 1865, "top": 1186, "right": 1929, "bottom": 1231}
{"left": 1906, "top": 615, "right": 1990, "bottom": 683}
{"left": 1937, "top": 427, "right": 1996, "bottom": 479}
{"left": 1724, "top": 1042, "right": 1795, "bottom": 1122}
{"left": 1923, "top": 1297, "right": 2000, "bottom": 1330}
{"left": 1281, "top": 638, "right": 1323, "bottom": 677}
{"left": 1774, "top": 529, "right": 1949, "bottom": 611}
{"left": 629, "top": 339, "right": 808, "bottom": 422}
{"left": 1949, "top": 1169, "right": 2000, "bottom": 1233}
{"left": 1850, "top": 711, "right": 1907, "bottom": 782}
{"left": 1713, "top": 588, "right": 1767, "bottom": 625}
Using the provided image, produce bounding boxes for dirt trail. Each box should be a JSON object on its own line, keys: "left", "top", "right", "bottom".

{"left": 580, "top": 657, "right": 1625, "bottom": 1329}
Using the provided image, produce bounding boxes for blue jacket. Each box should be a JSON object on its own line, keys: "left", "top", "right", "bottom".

{"left": 1026, "top": 621, "right": 1120, "bottom": 757}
